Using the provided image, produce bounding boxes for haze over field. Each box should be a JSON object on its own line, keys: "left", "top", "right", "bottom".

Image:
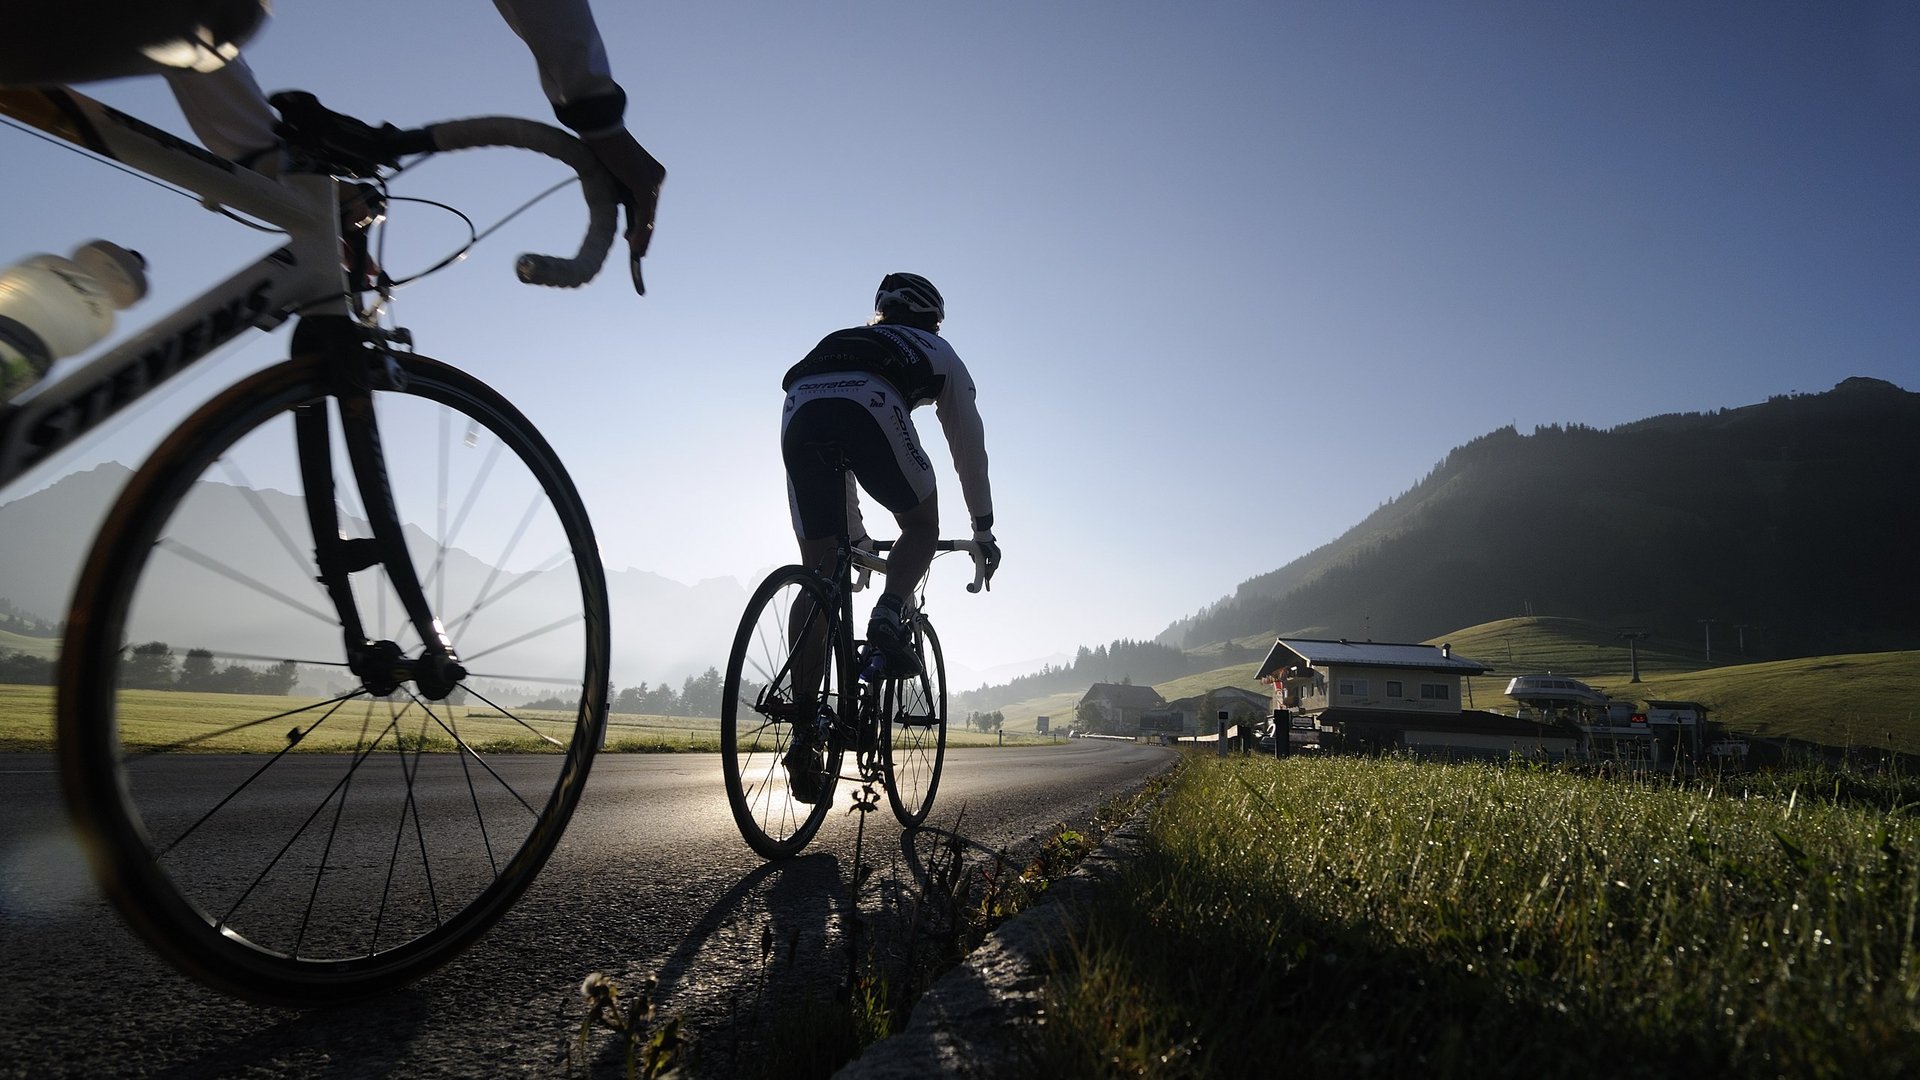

{"left": 3, "top": 2, "right": 1914, "bottom": 686}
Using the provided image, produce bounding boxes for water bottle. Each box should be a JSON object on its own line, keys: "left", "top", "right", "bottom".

{"left": 0, "top": 240, "right": 148, "bottom": 399}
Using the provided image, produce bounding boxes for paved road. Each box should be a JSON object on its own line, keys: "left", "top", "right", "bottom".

{"left": 0, "top": 741, "right": 1173, "bottom": 1078}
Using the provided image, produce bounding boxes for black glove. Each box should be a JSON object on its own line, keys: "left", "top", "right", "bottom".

{"left": 972, "top": 523, "right": 1001, "bottom": 585}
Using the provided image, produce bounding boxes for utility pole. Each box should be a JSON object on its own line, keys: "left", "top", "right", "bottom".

{"left": 1698, "top": 618, "right": 1716, "bottom": 664}
{"left": 1617, "top": 629, "right": 1649, "bottom": 682}
{"left": 1735, "top": 623, "right": 1750, "bottom": 655}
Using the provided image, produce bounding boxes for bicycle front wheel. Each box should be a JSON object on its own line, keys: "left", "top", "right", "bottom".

{"left": 883, "top": 615, "right": 946, "bottom": 828}
{"left": 57, "top": 352, "right": 609, "bottom": 1007}
{"left": 721, "top": 566, "right": 844, "bottom": 859}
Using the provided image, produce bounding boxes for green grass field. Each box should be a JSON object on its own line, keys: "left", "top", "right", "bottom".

{"left": 0, "top": 684, "right": 586, "bottom": 753}
{"left": 1033, "top": 753, "right": 1920, "bottom": 1077}
{"left": 0, "top": 684, "right": 1065, "bottom": 754}
{"left": 1437, "top": 614, "right": 1705, "bottom": 677}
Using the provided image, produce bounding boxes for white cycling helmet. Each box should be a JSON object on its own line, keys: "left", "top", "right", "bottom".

{"left": 873, "top": 272, "right": 945, "bottom": 326}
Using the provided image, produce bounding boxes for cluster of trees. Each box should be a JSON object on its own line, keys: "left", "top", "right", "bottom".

{"left": 1, "top": 643, "right": 300, "bottom": 693}
{"left": 120, "top": 643, "right": 300, "bottom": 694}
{"left": 0, "top": 650, "right": 53, "bottom": 685}
{"left": 954, "top": 637, "right": 1213, "bottom": 715}
{"left": 0, "top": 598, "right": 60, "bottom": 639}
{"left": 597, "top": 667, "right": 726, "bottom": 717}
{"left": 965, "top": 709, "right": 1005, "bottom": 732}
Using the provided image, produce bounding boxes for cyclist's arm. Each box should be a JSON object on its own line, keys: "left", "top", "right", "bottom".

{"left": 162, "top": 55, "right": 278, "bottom": 164}
{"left": 491, "top": 0, "right": 624, "bottom": 134}
{"left": 932, "top": 350, "right": 994, "bottom": 529}
{"left": 493, "top": 0, "right": 663, "bottom": 287}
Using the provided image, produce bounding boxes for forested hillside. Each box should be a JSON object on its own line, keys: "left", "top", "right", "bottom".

{"left": 1161, "top": 378, "right": 1918, "bottom": 660}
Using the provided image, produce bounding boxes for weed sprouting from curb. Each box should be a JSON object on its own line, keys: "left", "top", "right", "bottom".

{"left": 572, "top": 972, "right": 685, "bottom": 1079}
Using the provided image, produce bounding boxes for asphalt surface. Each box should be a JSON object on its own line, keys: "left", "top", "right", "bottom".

{"left": 0, "top": 741, "right": 1173, "bottom": 1078}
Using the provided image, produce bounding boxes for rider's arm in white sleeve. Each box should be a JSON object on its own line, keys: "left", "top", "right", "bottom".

{"left": 162, "top": 54, "right": 277, "bottom": 163}
{"left": 933, "top": 351, "right": 993, "bottom": 528}
{"left": 490, "top": 0, "right": 623, "bottom": 133}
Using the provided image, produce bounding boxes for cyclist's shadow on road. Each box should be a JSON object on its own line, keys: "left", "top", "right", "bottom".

{"left": 601, "top": 817, "right": 1012, "bottom": 1077}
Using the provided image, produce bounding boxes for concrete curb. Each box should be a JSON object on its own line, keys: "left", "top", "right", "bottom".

{"left": 835, "top": 796, "right": 1160, "bottom": 1079}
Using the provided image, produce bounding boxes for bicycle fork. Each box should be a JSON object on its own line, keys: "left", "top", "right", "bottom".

{"left": 291, "top": 315, "right": 465, "bottom": 701}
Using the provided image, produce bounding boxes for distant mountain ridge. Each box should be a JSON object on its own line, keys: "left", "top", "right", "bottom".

{"left": 0, "top": 463, "right": 747, "bottom": 688}
{"left": 1162, "top": 377, "right": 1920, "bottom": 661}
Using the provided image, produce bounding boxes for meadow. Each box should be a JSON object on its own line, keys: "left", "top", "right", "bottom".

{"left": 0, "top": 683, "right": 1062, "bottom": 754}
{"left": 1031, "top": 752, "right": 1920, "bottom": 1078}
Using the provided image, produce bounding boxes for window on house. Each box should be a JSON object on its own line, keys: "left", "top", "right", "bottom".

{"left": 1337, "top": 678, "right": 1369, "bottom": 698}
{"left": 1385, "top": 681, "right": 1403, "bottom": 698}
{"left": 1421, "top": 683, "right": 1450, "bottom": 701}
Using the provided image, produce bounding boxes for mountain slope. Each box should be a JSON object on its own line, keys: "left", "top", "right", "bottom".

{"left": 0, "top": 463, "right": 745, "bottom": 687}
{"left": 1166, "top": 378, "right": 1920, "bottom": 659}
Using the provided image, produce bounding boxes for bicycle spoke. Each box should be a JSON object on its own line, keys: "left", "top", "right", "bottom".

{"left": 445, "top": 707, "right": 502, "bottom": 877}
{"left": 154, "top": 539, "right": 339, "bottom": 625}
{"left": 146, "top": 694, "right": 372, "bottom": 855}
{"left": 63, "top": 353, "right": 607, "bottom": 1000}
{"left": 127, "top": 690, "right": 369, "bottom": 758}
{"left": 218, "top": 457, "right": 333, "bottom": 596}
{"left": 209, "top": 707, "right": 406, "bottom": 930}
{"left": 414, "top": 693, "right": 545, "bottom": 816}
{"left": 457, "top": 613, "right": 584, "bottom": 667}
{"left": 459, "top": 683, "right": 572, "bottom": 748}
{"left": 443, "top": 547, "right": 576, "bottom": 641}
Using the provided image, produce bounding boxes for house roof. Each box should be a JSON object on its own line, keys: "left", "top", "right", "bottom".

{"left": 1079, "top": 682, "right": 1167, "bottom": 709}
{"left": 1165, "top": 686, "right": 1271, "bottom": 713}
{"left": 1256, "top": 637, "right": 1492, "bottom": 680}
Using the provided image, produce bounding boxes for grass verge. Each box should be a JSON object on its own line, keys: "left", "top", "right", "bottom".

{"left": 1030, "top": 753, "right": 1920, "bottom": 1078}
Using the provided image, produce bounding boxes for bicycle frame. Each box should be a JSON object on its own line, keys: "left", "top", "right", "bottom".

{"left": 821, "top": 533, "right": 981, "bottom": 758}
{"left": 0, "top": 86, "right": 348, "bottom": 490}
{"left": 0, "top": 85, "right": 475, "bottom": 692}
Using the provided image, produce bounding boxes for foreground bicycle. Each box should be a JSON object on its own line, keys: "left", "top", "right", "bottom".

{"left": 721, "top": 455, "right": 986, "bottom": 859}
{"left": 0, "top": 86, "right": 616, "bottom": 1004}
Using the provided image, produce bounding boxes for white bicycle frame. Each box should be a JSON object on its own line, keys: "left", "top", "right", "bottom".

{"left": 0, "top": 86, "right": 348, "bottom": 489}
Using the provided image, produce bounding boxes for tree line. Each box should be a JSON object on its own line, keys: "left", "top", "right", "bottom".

{"left": 0, "top": 642, "right": 306, "bottom": 694}
{"left": 523, "top": 666, "right": 729, "bottom": 717}
{"left": 610, "top": 667, "right": 724, "bottom": 717}
{"left": 952, "top": 637, "right": 1215, "bottom": 715}
{"left": 0, "top": 597, "right": 61, "bottom": 639}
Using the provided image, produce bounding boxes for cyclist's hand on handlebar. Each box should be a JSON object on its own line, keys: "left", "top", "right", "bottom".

{"left": 972, "top": 520, "right": 1001, "bottom": 588}
{"left": 579, "top": 128, "right": 665, "bottom": 296}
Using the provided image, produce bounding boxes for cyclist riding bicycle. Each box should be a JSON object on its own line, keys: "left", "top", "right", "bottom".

{"left": 780, "top": 272, "right": 1002, "bottom": 689}
{"left": 0, "top": 0, "right": 664, "bottom": 294}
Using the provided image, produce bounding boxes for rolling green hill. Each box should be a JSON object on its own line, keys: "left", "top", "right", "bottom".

{"left": 987, "top": 615, "right": 1920, "bottom": 755}
{"left": 1432, "top": 615, "right": 1703, "bottom": 680}
{"left": 0, "top": 628, "right": 58, "bottom": 660}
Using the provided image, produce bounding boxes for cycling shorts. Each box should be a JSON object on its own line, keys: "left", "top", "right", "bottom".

{"left": 782, "top": 373, "right": 935, "bottom": 540}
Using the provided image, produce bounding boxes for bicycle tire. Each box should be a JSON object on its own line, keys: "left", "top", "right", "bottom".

{"left": 882, "top": 615, "right": 946, "bottom": 828}
{"left": 57, "top": 352, "right": 609, "bottom": 1007}
{"left": 721, "top": 566, "right": 844, "bottom": 859}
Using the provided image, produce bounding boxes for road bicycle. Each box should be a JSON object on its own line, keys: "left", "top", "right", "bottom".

{"left": 0, "top": 85, "right": 616, "bottom": 1005}
{"left": 720, "top": 452, "right": 985, "bottom": 859}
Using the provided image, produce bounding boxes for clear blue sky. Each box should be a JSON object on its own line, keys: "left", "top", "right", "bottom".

{"left": 4, "top": 1, "right": 1916, "bottom": 689}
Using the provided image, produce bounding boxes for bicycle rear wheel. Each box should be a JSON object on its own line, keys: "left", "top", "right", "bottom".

{"left": 882, "top": 615, "right": 946, "bottom": 828}
{"left": 57, "top": 352, "right": 608, "bottom": 1006}
{"left": 721, "top": 567, "right": 844, "bottom": 859}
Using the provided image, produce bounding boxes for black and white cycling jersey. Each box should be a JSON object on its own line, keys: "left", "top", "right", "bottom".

{"left": 780, "top": 324, "right": 992, "bottom": 543}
